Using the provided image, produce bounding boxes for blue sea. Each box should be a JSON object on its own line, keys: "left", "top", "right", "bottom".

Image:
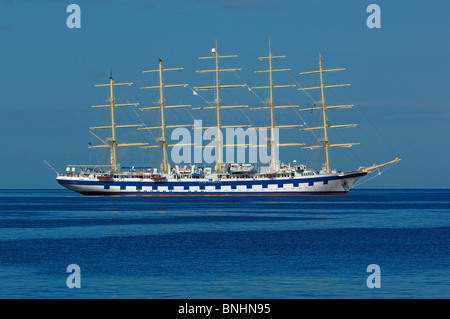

{"left": 0, "top": 189, "right": 448, "bottom": 299}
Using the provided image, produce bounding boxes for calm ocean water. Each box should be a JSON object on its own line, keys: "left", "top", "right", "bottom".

{"left": 0, "top": 188, "right": 448, "bottom": 299}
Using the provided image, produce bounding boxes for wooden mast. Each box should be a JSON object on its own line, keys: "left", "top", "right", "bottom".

{"left": 90, "top": 75, "right": 148, "bottom": 171}
{"left": 251, "top": 39, "right": 304, "bottom": 171}
{"left": 139, "top": 57, "right": 193, "bottom": 173}
{"left": 194, "top": 39, "right": 249, "bottom": 171}
{"left": 299, "top": 53, "right": 358, "bottom": 173}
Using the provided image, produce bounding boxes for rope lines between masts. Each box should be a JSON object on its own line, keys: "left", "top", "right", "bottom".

{"left": 320, "top": 60, "right": 400, "bottom": 166}
{"left": 353, "top": 161, "right": 396, "bottom": 188}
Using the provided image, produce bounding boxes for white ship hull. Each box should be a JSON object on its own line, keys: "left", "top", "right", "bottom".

{"left": 56, "top": 170, "right": 367, "bottom": 196}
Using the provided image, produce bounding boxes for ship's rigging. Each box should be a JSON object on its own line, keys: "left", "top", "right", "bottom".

{"left": 56, "top": 40, "right": 401, "bottom": 196}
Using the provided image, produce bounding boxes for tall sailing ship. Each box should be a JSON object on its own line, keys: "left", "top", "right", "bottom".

{"left": 54, "top": 41, "right": 400, "bottom": 195}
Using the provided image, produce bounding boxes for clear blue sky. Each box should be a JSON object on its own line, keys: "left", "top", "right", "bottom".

{"left": 0, "top": 0, "right": 448, "bottom": 189}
